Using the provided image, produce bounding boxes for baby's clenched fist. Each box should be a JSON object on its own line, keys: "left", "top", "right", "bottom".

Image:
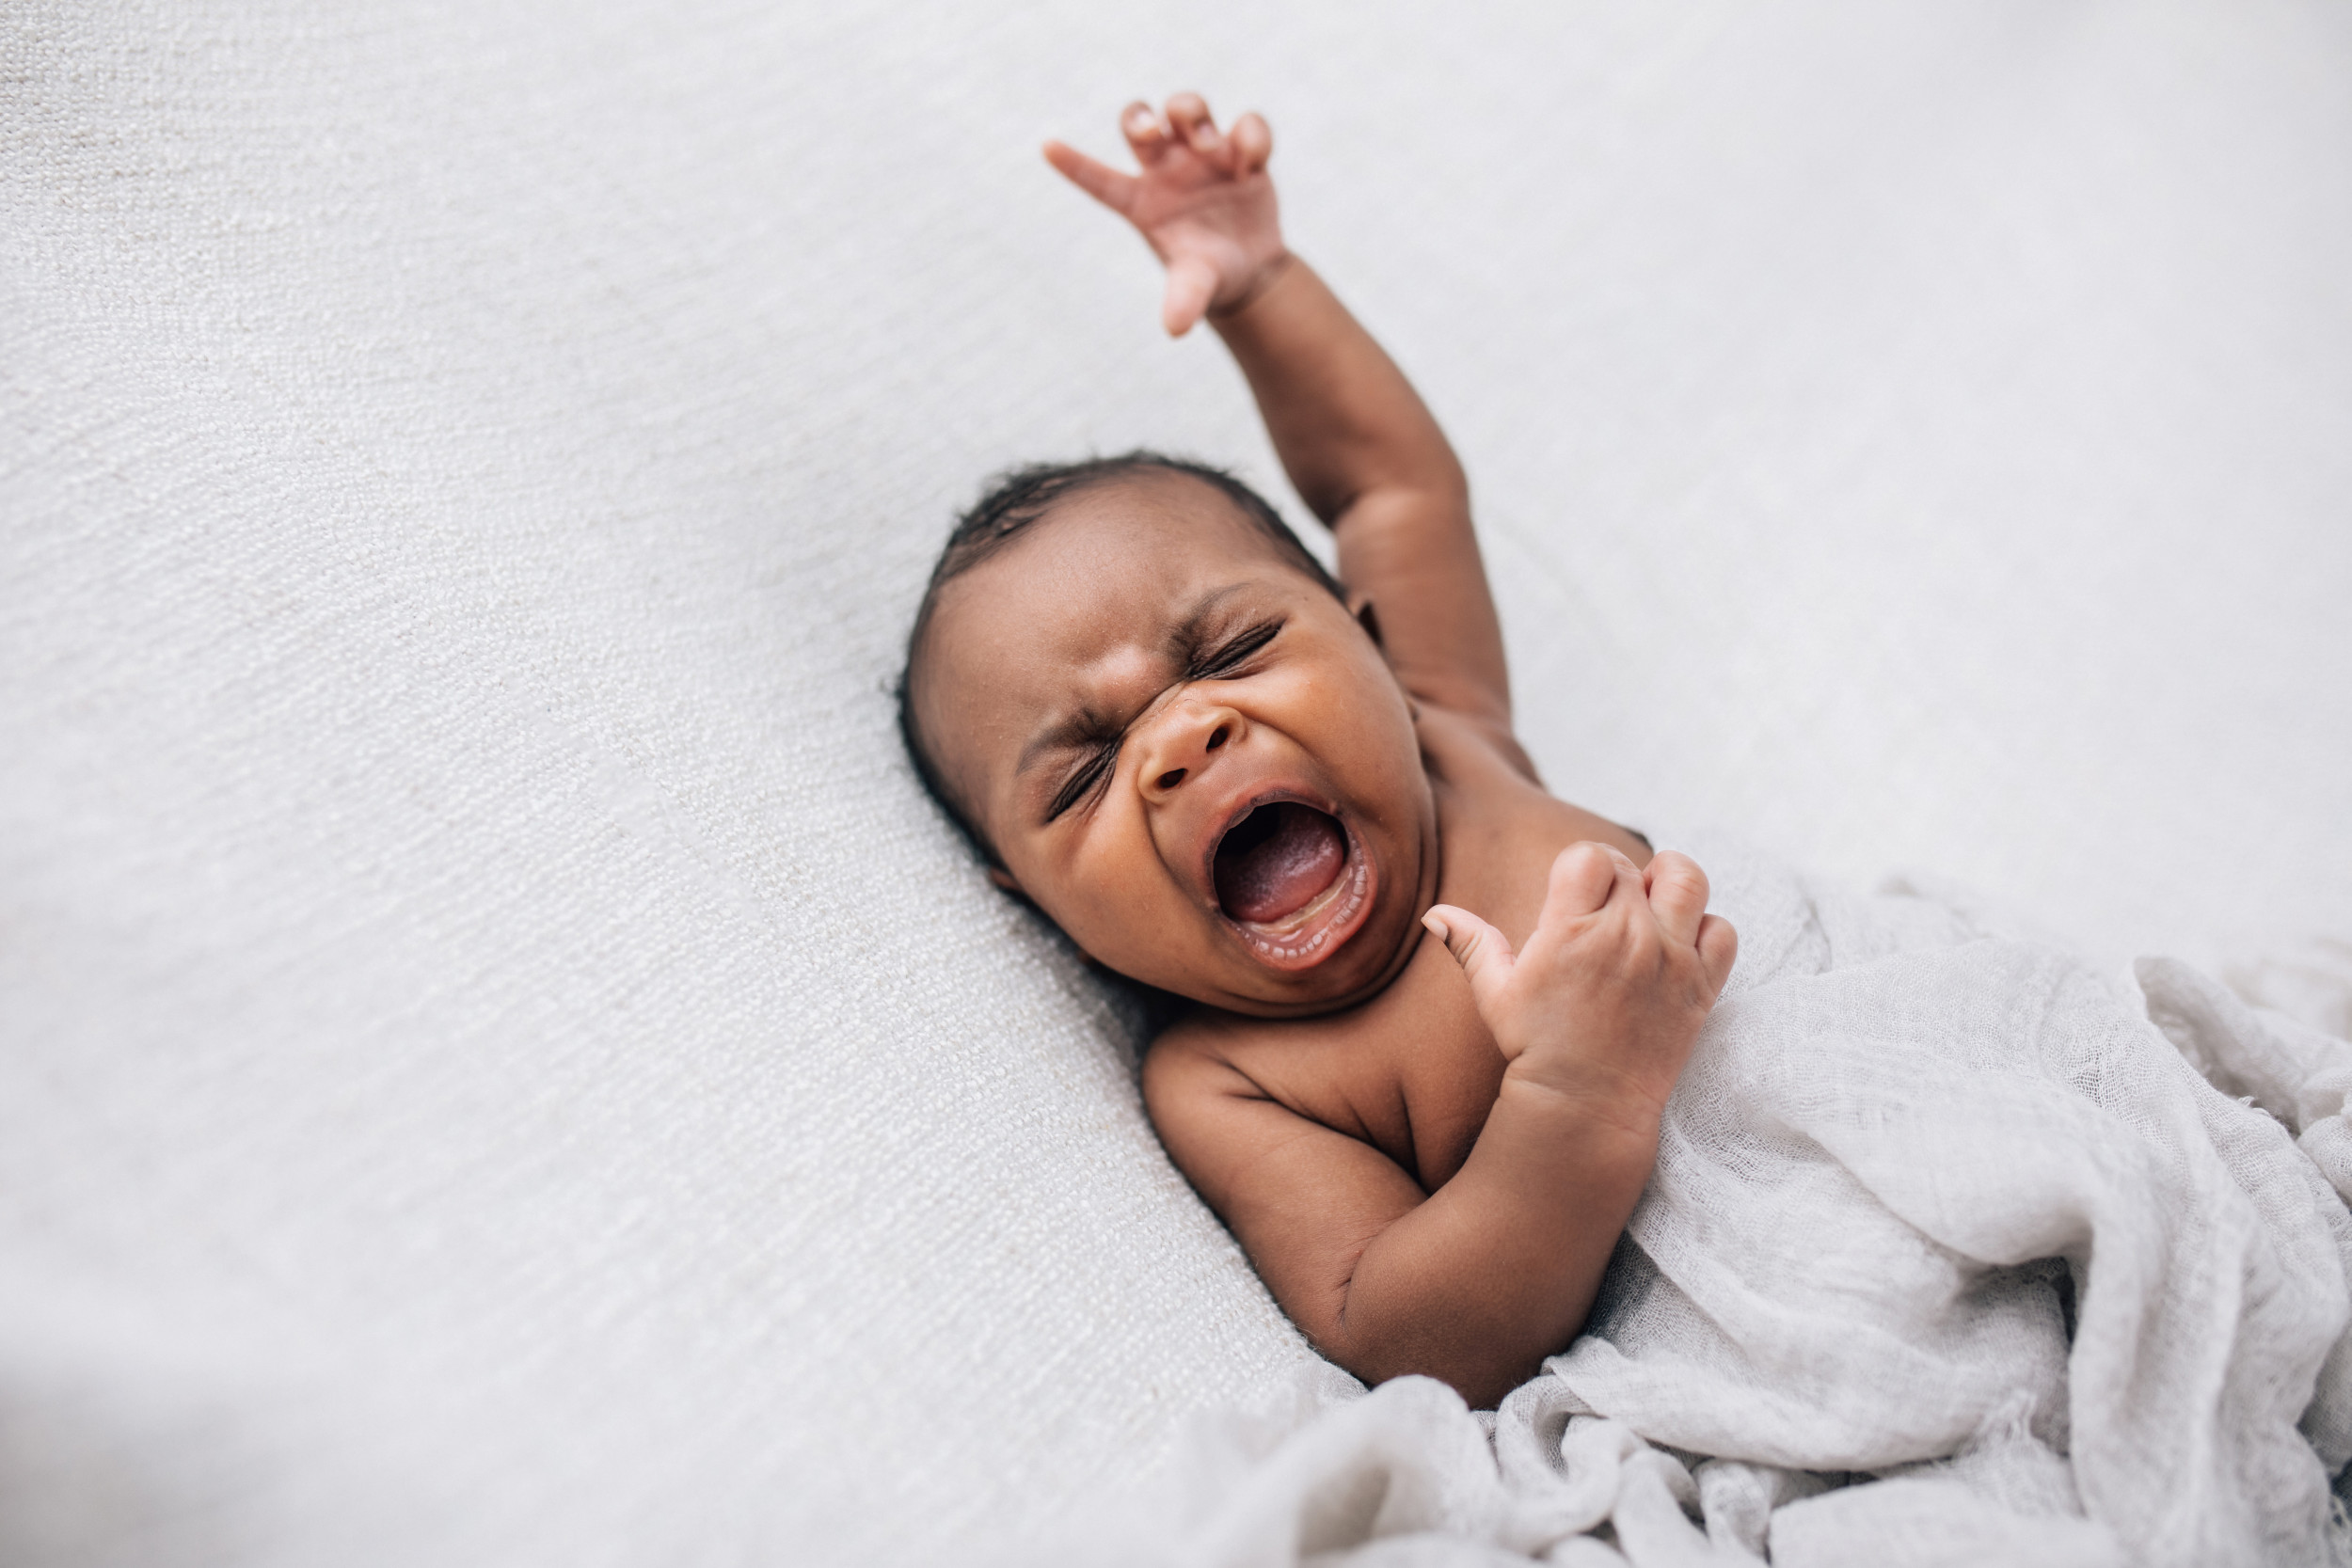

{"left": 1422, "top": 844, "right": 1737, "bottom": 1133}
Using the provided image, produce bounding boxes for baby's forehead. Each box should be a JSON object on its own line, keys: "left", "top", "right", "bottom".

{"left": 946, "top": 472, "right": 1309, "bottom": 629}
{"left": 1025, "top": 469, "right": 1291, "bottom": 574}
{"left": 913, "top": 474, "right": 1322, "bottom": 781}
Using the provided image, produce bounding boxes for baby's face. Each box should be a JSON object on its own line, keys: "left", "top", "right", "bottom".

{"left": 915, "top": 473, "right": 1437, "bottom": 1016}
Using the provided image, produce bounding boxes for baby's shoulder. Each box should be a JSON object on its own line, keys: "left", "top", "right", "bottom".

{"left": 1143, "top": 942, "right": 1501, "bottom": 1185}
{"left": 1413, "top": 701, "right": 1641, "bottom": 869}
{"left": 1412, "top": 699, "right": 1542, "bottom": 791}
{"left": 1139, "top": 1009, "right": 1248, "bottom": 1097}
{"left": 1140, "top": 1006, "right": 1306, "bottom": 1114}
{"left": 1136, "top": 1007, "right": 1332, "bottom": 1177}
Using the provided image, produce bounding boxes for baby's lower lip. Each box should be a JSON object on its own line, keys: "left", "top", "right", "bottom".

{"left": 1223, "top": 820, "right": 1376, "bottom": 973}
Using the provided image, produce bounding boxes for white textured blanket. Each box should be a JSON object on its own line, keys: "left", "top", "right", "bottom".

{"left": 1085, "top": 845, "right": 2352, "bottom": 1567}
{"left": 8, "top": 2, "right": 2348, "bottom": 1560}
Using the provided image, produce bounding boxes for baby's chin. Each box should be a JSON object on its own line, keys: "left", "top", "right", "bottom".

{"left": 1148, "top": 880, "right": 1429, "bottom": 1020}
{"left": 1206, "top": 929, "right": 1422, "bottom": 1018}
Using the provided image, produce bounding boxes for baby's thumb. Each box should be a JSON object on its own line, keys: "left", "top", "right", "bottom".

{"left": 1422, "top": 905, "right": 1515, "bottom": 1016}
{"left": 1161, "top": 255, "right": 1217, "bottom": 337}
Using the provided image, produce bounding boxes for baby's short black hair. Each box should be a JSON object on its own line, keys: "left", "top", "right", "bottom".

{"left": 898, "top": 451, "right": 1343, "bottom": 863}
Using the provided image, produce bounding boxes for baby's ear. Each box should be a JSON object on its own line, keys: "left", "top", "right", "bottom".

{"left": 1349, "top": 594, "right": 1385, "bottom": 650}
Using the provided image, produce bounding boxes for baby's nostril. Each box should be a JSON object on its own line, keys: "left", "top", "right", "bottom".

{"left": 1157, "top": 768, "right": 1186, "bottom": 790}
{"left": 1207, "top": 725, "right": 1228, "bottom": 752}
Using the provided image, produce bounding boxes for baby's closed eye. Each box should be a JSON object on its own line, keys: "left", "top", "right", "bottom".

{"left": 1046, "top": 738, "right": 1121, "bottom": 821}
{"left": 1186, "top": 618, "right": 1282, "bottom": 680}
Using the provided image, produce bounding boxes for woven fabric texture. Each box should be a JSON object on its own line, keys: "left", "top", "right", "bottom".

{"left": 4, "top": 2, "right": 2348, "bottom": 1563}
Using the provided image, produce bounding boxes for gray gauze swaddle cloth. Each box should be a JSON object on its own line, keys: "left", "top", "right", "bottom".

{"left": 1098, "top": 838, "right": 2352, "bottom": 1568}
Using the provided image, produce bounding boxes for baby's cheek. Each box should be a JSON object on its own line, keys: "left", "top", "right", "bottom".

{"left": 1071, "top": 884, "right": 1171, "bottom": 961}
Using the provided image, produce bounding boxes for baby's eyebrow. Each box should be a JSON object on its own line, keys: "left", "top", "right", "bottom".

{"left": 1016, "top": 710, "right": 1110, "bottom": 777}
{"left": 1170, "top": 582, "right": 1251, "bottom": 662}
{"left": 1011, "top": 582, "right": 1256, "bottom": 779}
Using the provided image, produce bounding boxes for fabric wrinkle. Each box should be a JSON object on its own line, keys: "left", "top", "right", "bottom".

{"left": 1136, "top": 839, "right": 2352, "bottom": 1567}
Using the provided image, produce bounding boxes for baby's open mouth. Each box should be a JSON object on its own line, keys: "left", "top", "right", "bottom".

{"left": 1210, "top": 801, "right": 1375, "bottom": 971}
{"left": 1215, "top": 801, "right": 1343, "bottom": 921}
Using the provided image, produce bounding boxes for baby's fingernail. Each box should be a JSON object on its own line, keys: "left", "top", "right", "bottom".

{"left": 1421, "top": 912, "right": 1450, "bottom": 942}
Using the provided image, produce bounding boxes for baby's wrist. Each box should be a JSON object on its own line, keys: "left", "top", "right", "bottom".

{"left": 1495, "top": 1060, "right": 1666, "bottom": 1149}
{"left": 1207, "top": 249, "right": 1295, "bottom": 324}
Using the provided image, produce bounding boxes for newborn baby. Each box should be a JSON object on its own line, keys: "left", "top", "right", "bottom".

{"left": 897, "top": 94, "right": 2352, "bottom": 1562}
{"left": 899, "top": 92, "right": 1733, "bottom": 1409}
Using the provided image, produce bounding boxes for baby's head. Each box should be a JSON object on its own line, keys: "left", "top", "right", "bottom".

{"left": 901, "top": 453, "right": 1438, "bottom": 1018}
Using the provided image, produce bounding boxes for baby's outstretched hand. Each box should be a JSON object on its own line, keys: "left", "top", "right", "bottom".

{"left": 1424, "top": 846, "right": 1737, "bottom": 1134}
{"left": 1045, "top": 94, "right": 1287, "bottom": 339}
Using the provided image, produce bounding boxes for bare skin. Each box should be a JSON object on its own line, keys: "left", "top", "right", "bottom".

{"left": 914, "top": 94, "right": 1736, "bottom": 1410}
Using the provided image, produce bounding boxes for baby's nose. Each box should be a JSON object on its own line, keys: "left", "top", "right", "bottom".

{"left": 1143, "top": 706, "right": 1239, "bottom": 796}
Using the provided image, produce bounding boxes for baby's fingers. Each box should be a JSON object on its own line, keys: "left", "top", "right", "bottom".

{"left": 1229, "top": 112, "right": 1272, "bottom": 176}
{"left": 1120, "top": 102, "right": 1173, "bottom": 166}
{"left": 1537, "top": 842, "right": 1633, "bottom": 938}
{"left": 1696, "top": 913, "right": 1739, "bottom": 995}
{"left": 1423, "top": 905, "right": 1518, "bottom": 1022}
{"left": 1643, "top": 851, "right": 1709, "bottom": 949}
{"left": 1161, "top": 255, "right": 1217, "bottom": 337}
{"left": 1164, "top": 91, "right": 1220, "bottom": 157}
{"left": 1043, "top": 140, "right": 1137, "bottom": 214}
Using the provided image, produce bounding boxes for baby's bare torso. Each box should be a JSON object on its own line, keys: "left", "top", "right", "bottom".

{"left": 1155, "top": 707, "right": 1653, "bottom": 1192}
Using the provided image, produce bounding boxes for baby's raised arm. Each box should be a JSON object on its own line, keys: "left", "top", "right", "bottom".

{"left": 1047, "top": 97, "right": 1515, "bottom": 742}
{"left": 1048, "top": 95, "right": 1728, "bottom": 1406}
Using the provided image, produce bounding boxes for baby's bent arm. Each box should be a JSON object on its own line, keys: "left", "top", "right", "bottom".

{"left": 1147, "top": 846, "right": 1734, "bottom": 1408}
{"left": 1047, "top": 95, "right": 1515, "bottom": 739}
{"left": 1146, "top": 1028, "right": 1657, "bottom": 1409}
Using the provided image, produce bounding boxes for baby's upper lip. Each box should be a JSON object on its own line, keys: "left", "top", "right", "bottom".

{"left": 1197, "top": 777, "right": 1340, "bottom": 916}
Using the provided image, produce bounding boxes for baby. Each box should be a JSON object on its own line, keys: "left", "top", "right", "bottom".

{"left": 899, "top": 94, "right": 1737, "bottom": 1410}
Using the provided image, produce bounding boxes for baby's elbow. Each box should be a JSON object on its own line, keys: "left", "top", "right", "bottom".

{"left": 1454, "top": 1353, "right": 1548, "bottom": 1413}
{"left": 1318, "top": 1308, "right": 1549, "bottom": 1414}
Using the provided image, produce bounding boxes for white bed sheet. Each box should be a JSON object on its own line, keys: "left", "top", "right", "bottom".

{"left": 3, "top": 2, "right": 2347, "bottom": 1562}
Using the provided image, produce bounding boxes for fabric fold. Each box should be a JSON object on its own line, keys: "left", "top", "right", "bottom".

{"left": 1109, "top": 843, "right": 2352, "bottom": 1568}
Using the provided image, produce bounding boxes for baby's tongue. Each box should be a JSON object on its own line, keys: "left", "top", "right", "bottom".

{"left": 1215, "top": 803, "right": 1345, "bottom": 925}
